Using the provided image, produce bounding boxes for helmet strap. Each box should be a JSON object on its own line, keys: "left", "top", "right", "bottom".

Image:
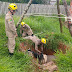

{"left": 10, "top": 11, "right": 13, "bottom": 15}
{"left": 10, "top": 10, "right": 15, "bottom": 15}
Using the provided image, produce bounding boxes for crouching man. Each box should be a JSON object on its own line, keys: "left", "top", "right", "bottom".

{"left": 23, "top": 35, "right": 46, "bottom": 62}
{"left": 20, "top": 22, "right": 33, "bottom": 37}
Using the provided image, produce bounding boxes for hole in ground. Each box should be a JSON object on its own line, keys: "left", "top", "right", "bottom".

{"left": 19, "top": 42, "right": 69, "bottom": 71}
{"left": 19, "top": 42, "right": 69, "bottom": 55}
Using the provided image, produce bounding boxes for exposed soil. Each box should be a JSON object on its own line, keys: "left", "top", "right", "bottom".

{"left": 58, "top": 42, "right": 69, "bottom": 54}
{"left": 19, "top": 42, "right": 69, "bottom": 72}
{"left": 19, "top": 22, "right": 69, "bottom": 72}
{"left": 19, "top": 42, "right": 69, "bottom": 55}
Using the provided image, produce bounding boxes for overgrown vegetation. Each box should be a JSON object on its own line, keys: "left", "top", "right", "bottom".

{"left": 59, "top": 0, "right": 70, "bottom": 5}
{"left": 55, "top": 48, "right": 72, "bottom": 72}
{"left": 0, "top": 0, "right": 45, "bottom": 4}
{"left": 0, "top": 14, "right": 72, "bottom": 72}
{"left": 0, "top": 15, "right": 35, "bottom": 72}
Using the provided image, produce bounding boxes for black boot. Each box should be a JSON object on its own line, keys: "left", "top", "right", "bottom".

{"left": 38, "top": 53, "right": 43, "bottom": 60}
{"left": 9, "top": 53, "right": 14, "bottom": 55}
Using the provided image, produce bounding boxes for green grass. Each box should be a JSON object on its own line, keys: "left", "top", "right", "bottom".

{"left": 55, "top": 48, "right": 72, "bottom": 72}
{"left": 0, "top": 15, "right": 35, "bottom": 72}
{"left": 0, "top": 14, "right": 72, "bottom": 72}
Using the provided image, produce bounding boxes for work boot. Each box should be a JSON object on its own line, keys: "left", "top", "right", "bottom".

{"left": 28, "top": 49, "right": 31, "bottom": 51}
{"left": 9, "top": 53, "right": 14, "bottom": 55}
{"left": 38, "top": 53, "right": 43, "bottom": 60}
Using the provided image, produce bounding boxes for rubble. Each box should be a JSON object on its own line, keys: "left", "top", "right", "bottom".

{"left": 30, "top": 53, "right": 58, "bottom": 72}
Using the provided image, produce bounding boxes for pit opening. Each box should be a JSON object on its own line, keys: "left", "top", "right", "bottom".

{"left": 19, "top": 41, "right": 69, "bottom": 71}
{"left": 19, "top": 41, "right": 68, "bottom": 55}
{"left": 19, "top": 41, "right": 69, "bottom": 64}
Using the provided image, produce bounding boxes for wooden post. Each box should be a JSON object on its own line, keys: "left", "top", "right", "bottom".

{"left": 57, "top": 0, "right": 63, "bottom": 33}
{"left": 62, "top": 0, "right": 72, "bottom": 36}
{"left": 16, "top": 0, "right": 33, "bottom": 28}
{"left": 70, "top": 0, "right": 72, "bottom": 16}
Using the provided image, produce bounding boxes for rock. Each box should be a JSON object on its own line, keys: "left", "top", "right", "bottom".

{"left": 43, "top": 61, "right": 54, "bottom": 70}
{"left": 42, "top": 54, "right": 56, "bottom": 64}
{"left": 43, "top": 54, "right": 47, "bottom": 63}
{"left": 28, "top": 51, "right": 34, "bottom": 57}
{"left": 49, "top": 65, "right": 58, "bottom": 72}
{"left": 43, "top": 61, "right": 54, "bottom": 67}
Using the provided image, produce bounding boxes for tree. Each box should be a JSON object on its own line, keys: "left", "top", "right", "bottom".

{"left": 42, "top": 0, "right": 51, "bottom": 4}
{"left": 57, "top": 0, "right": 63, "bottom": 33}
{"left": 0, "top": 0, "right": 44, "bottom": 4}
{"left": 32, "top": 0, "right": 44, "bottom": 4}
{"left": 60, "top": 0, "right": 70, "bottom": 5}
{"left": 62, "top": 0, "right": 72, "bottom": 36}
{"left": 49, "top": 0, "right": 50, "bottom": 4}
{"left": 16, "top": 0, "right": 32, "bottom": 28}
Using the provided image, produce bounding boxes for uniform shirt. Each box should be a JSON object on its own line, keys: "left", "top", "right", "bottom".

{"left": 21, "top": 24, "right": 30, "bottom": 32}
{"left": 5, "top": 13, "right": 17, "bottom": 37}
{"left": 20, "top": 24, "right": 33, "bottom": 36}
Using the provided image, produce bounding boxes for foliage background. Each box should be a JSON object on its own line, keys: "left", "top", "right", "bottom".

{"left": 59, "top": 0, "right": 70, "bottom": 5}
{"left": 0, "top": 0, "right": 44, "bottom": 4}
{"left": 0, "top": 0, "right": 71, "bottom": 5}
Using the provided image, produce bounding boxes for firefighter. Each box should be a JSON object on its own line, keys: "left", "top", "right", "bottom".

{"left": 20, "top": 22, "right": 33, "bottom": 37}
{"left": 5, "top": 3, "right": 18, "bottom": 55}
{"left": 23, "top": 35, "right": 46, "bottom": 54}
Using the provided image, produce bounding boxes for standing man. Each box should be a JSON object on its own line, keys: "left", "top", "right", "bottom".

{"left": 20, "top": 22, "right": 33, "bottom": 37}
{"left": 5, "top": 3, "right": 18, "bottom": 55}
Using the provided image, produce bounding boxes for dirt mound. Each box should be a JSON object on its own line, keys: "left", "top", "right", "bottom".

{"left": 58, "top": 42, "right": 69, "bottom": 54}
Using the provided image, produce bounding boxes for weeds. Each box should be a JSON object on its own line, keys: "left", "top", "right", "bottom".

{"left": 0, "top": 15, "right": 72, "bottom": 72}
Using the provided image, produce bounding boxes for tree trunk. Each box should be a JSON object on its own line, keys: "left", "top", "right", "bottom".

{"left": 57, "top": 0, "right": 63, "bottom": 33}
{"left": 16, "top": 0, "right": 33, "bottom": 28}
{"left": 62, "top": 0, "right": 72, "bottom": 36}
{"left": 11, "top": 0, "right": 14, "bottom": 3}
{"left": 49, "top": 0, "right": 50, "bottom": 5}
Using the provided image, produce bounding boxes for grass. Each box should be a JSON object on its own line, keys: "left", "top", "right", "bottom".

{"left": 0, "top": 15, "right": 35, "bottom": 72}
{"left": 55, "top": 48, "right": 72, "bottom": 72}
{"left": 0, "top": 14, "right": 72, "bottom": 72}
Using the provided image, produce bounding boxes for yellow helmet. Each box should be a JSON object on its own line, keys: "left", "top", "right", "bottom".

{"left": 8, "top": 3, "right": 18, "bottom": 10}
{"left": 41, "top": 38, "right": 46, "bottom": 44}
{"left": 21, "top": 22, "right": 26, "bottom": 26}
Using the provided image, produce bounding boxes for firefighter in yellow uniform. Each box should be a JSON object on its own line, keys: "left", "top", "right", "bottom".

{"left": 5, "top": 3, "right": 18, "bottom": 55}
{"left": 20, "top": 22, "right": 33, "bottom": 37}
